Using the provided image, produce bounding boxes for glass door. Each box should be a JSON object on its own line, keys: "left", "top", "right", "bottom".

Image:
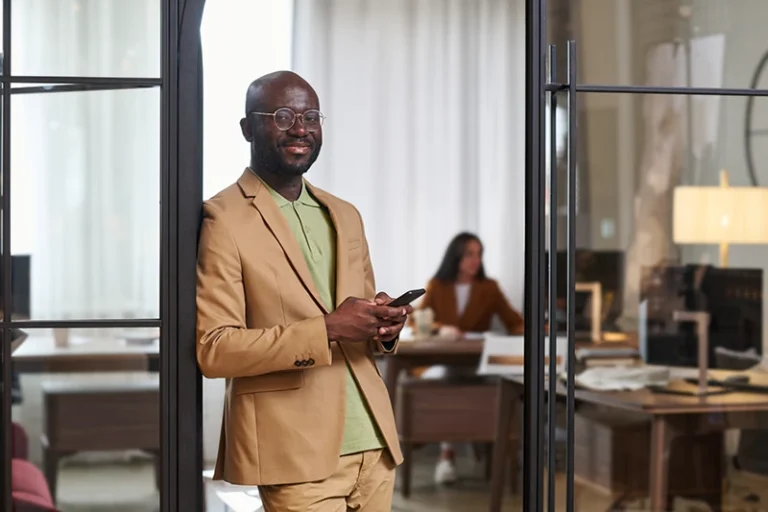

{"left": 1, "top": 0, "right": 202, "bottom": 510}
{"left": 525, "top": 0, "right": 768, "bottom": 511}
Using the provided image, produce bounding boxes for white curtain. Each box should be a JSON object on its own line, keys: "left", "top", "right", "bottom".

{"left": 292, "top": 0, "right": 527, "bottom": 308}
{"left": 11, "top": 0, "right": 161, "bottom": 320}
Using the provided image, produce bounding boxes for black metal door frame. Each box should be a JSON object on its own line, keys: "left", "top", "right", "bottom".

{"left": 523, "top": 1, "right": 768, "bottom": 511}
{"left": 522, "top": 2, "right": 577, "bottom": 508}
{"left": 0, "top": 0, "right": 203, "bottom": 510}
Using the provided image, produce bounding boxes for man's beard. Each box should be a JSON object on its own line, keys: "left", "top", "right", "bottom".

{"left": 254, "top": 142, "right": 321, "bottom": 177}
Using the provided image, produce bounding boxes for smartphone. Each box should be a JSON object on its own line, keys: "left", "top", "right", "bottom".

{"left": 387, "top": 288, "right": 426, "bottom": 307}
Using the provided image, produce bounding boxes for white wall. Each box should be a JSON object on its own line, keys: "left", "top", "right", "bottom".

{"left": 200, "top": 0, "right": 294, "bottom": 464}
{"left": 201, "top": 0, "right": 294, "bottom": 200}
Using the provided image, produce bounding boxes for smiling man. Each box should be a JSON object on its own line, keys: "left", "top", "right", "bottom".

{"left": 196, "top": 71, "right": 410, "bottom": 511}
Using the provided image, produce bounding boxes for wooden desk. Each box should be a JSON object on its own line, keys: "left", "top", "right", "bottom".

{"left": 383, "top": 338, "right": 484, "bottom": 405}
{"left": 41, "top": 377, "right": 160, "bottom": 498}
{"left": 12, "top": 334, "right": 159, "bottom": 373}
{"left": 385, "top": 336, "right": 637, "bottom": 408}
{"left": 490, "top": 372, "right": 768, "bottom": 512}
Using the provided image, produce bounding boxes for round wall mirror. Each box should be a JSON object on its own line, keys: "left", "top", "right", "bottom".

{"left": 745, "top": 49, "right": 768, "bottom": 185}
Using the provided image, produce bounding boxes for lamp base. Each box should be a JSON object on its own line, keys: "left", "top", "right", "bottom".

{"left": 719, "top": 242, "right": 729, "bottom": 268}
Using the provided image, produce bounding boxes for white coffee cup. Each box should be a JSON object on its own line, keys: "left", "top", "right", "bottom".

{"left": 413, "top": 308, "right": 434, "bottom": 337}
{"left": 53, "top": 328, "right": 70, "bottom": 348}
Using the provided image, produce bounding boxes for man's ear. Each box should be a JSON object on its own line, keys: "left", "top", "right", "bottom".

{"left": 240, "top": 117, "right": 253, "bottom": 142}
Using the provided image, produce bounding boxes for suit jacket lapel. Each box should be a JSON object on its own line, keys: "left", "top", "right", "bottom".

{"left": 237, "top": 169, "right": 329, "bottom": 314}
{"left": 306, "top": 183, "right": 352, "bottom": 308}
{"left": 441, "top": 282, "right": 460, "bottom": 327}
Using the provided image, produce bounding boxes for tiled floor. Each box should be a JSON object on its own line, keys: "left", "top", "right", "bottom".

{"left": 44, "top": 448, "right": 768, "bottom": 511}
{"left": 55, "top": 460, "right": 158, "bottom": 512}
{"left": 54, "top": 450, "right": 525, "bottom": 512}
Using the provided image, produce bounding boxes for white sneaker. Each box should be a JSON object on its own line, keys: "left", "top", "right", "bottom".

{"left": 434, "top": 459, "right": 458, "bottom": 485}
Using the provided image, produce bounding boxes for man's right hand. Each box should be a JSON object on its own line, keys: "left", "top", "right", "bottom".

{"left": 324, "top": 297, "right": 406, "bottom": 343}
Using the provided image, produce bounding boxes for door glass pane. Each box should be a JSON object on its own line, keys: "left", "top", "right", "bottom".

{"left": 549, "top": 0, "right": 768, "bottom": 90}
{"left": 11, "top": 87, "right": 160, "bottom": 321}
{"left": 11, "top": 0, "right": 160, "bottom": 78}
{"left": 202, "top": 0, "right": 527, "bottom": 509}
{"left": 566, "top": 91, "right": 768, "bottom": 511}
{"left": 10, "top": 327, "right": 159, "bottom": 510}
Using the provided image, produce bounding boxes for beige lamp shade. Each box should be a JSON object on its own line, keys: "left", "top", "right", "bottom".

{"left": 672, "top": 186, "right": 768, "bottom": 244}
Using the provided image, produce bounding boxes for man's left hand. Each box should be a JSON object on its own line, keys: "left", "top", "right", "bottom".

{"left": 373, "top": 292, "right": 413, "bottom": 341}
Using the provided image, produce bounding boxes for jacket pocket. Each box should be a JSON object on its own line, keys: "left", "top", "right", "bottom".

{"left": 232, "top": 371, "right": 303, "bottom": 394}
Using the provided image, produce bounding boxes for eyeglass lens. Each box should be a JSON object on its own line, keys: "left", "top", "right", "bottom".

{"left": 274, "top": 108, "right": 323, "bottom": 131}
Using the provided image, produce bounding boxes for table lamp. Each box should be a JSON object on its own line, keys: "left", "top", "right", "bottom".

{"left": 673, "top": 170, "right": 768, "bottom": 267}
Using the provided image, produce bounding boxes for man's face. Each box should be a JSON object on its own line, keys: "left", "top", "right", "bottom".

{"left": 243, "top": 83, "right": 323, "bottom": 176}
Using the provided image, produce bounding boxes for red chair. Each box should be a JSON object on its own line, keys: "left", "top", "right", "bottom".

{"left": 12, "top": 422, "right": 29, "bottom": 460}
{"left": 10, "top": 423, "right": 58, "bottom": 512}
{"left": 13, "top": 459, "right": 58, "bottom": 512}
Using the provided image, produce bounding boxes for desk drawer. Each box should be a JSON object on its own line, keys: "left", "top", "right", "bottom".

{"left": 43, "top": 387, "right": 160, "bottom": 452}
{"left": 397, "top": 381, "right": 498, "bottom": 442}
{"left": 573, "top": 406, "right": 650, "bottom": 495}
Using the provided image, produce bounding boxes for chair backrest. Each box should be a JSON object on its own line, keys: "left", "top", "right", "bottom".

{"left": 11, "top": 422, "right": 28, "bottom": 460}
{"left": 714, "top": 346, "right": 761, "bottom": 371}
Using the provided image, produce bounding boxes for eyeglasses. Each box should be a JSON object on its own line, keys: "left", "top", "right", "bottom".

{"left": 251, "top": 108, "right": 325, "bottom": 132}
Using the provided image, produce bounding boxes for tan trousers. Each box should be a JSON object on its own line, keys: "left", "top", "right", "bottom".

{"left": 258, "top": 449, "right": 395, "bottom": 512}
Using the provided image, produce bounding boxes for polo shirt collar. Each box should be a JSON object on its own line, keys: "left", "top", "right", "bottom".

{"left": 249, "top": 168, "right": 320, "bottom": 209}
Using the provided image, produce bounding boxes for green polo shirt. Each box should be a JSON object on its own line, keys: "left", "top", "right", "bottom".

{"left": 260, "top": 175, "right": 385, "bottom": 456}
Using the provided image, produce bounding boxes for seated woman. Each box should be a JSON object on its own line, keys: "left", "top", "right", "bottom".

{"left": 417, "top": 232, "right": 524, "bottom": 484}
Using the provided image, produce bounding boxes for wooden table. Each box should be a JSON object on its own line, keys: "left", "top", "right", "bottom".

{"left": 490, "top": 372, "right": 768, "bottom": 512}
{"left": 12, "top": 333, "right": 159, "bottom": 373}
{"left": 383, "top": 338, "right": 485, "bottom": 404}
{"left": 41, "top": 377, "right": 161, "bottom": 498}
{"left": 384, "top": 336, "right": 638, "bottom": 408}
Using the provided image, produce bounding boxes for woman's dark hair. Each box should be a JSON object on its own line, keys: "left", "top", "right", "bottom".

{"left": 433, "top": 232, "right": 487, "bottom": 282}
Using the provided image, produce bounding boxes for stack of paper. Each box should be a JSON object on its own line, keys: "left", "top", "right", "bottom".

{"left": 573, "top": 366, "right": 670, "bottom": 391}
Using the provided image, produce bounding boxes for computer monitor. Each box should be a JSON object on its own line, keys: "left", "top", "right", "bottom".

{"left": 0, "top": 255, "right": 31, "bottom": 319}
{"left": 545, "top": 250, "right": 625, "bottom": 334}
{"left": 639, "top": 264, "right": 762, "bottom": 368}
{"left": 2, "top": 254, "right": 31, "bottom": 405}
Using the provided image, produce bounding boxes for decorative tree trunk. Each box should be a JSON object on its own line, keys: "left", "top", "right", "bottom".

{"left": 621, "top": 44, "right": 686, "bottom": 326}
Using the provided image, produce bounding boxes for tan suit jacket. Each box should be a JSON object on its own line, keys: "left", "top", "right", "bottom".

{"left": 196, "top": 169, "right": 403, "bottom": 486}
